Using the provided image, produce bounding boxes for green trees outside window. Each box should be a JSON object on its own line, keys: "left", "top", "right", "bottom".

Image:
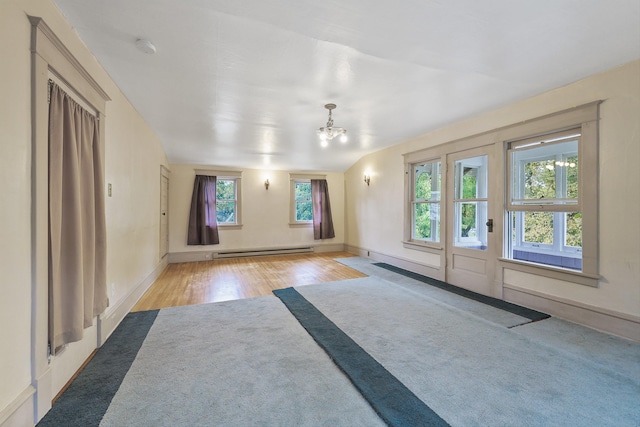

{"left": 412, "top": 161, "right": 441, "bottom": 242}
{"left": 294, "top": 182, "right": 312, "bottom": 221}
{"left": 216, "top": 179, "right": 236, "bottom": 223}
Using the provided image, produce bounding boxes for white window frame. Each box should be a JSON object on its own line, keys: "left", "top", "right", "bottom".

{"left": 508, "top": 131, "right": 582, "bottom": 267}
{"left": 195, "top": 169, "right": 243, "bottom": 228}
{"left": 292, "top": 179, "right": 312, "bottom": 224}
{"left": 410, "top": 159, "right": 442, "bottom": 243}
{"left": 502, "top": 102, "right": 599, "bottom": 284}
{"left": 289, "top": 173, "right": 325, "bottom": 226}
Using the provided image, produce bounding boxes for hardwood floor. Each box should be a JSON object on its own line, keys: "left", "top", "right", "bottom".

{"left": 131, "top": 251, "right": 366, "bottom": 312}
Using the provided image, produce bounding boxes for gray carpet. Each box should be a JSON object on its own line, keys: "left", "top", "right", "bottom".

{"left": 295, "top": 277, "right": 640, "bottom": 426}
{"left": 43, "top": 256, "right": 639, "bottom": 426}
{"left": 100, "top": 296, "right": 384, "bottom": 426}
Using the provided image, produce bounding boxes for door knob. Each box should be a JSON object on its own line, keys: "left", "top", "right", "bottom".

{"left": 486, "top": 219, "right": 493, "bottom": 232}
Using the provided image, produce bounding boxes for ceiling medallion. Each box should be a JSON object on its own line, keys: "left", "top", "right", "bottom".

{"left": 317, "top": 103, "right": 347, "bottom": 147}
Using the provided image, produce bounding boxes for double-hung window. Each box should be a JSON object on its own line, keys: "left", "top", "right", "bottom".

{"left": 215, "top": 178, "right": 239, "bottom": 225}
{"left": 507, "top": 130, "right": 582, "bottom": 270}
{"left": 194, "top": 169, "right": 242, "bottom": 227}
{"left": 411, "top": 160, "right": 442, "bottom": 242}
{"left": 293, "top": 180, "right": 312, "bottom": 223}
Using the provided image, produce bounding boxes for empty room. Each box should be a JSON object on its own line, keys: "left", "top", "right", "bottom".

{"left": 1, "top": 1, "right": 639, "bottom": 426}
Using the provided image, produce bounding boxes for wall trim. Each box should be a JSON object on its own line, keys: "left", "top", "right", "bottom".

{"left": 504, "top": 284, "right": 640, "bottom": 342}
{"left": 97, "top": 257, "right": 168, "bottom": 345}
{"left": 344, "top": 244, "right": 444, "bottom": 281}
{"left": 0, "top": 385, "right": 35, "bottom": 427}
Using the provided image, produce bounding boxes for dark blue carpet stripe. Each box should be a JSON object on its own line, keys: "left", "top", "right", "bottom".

{"left": 373, "top": 262, "right": 550, "bottom": 322}
{"left": 37, "top": 310, "right": 159, "bottom": 427}
{"left": 274, "top": 287, "right": 449, "bottom": 427}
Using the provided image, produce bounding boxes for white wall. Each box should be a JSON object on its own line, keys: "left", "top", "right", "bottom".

{"left": 169, "top": 166, "right": 345, "bottom": 258}
{"left": 0, "top": 2, "right": 33, "bottom": 424}
{"left": 345, "top": 60, "right": 640, "bottom": 332}
{"left": 0, "top": 1, "right": 169, "bottom": 424}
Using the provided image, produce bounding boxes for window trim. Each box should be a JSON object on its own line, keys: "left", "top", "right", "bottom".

{"left": 502, "top": 104, "right": 600, "bottom": 280}
{"left": 289, "top": 173, "right": 325, "bottom": 226}
{"left": 407, "top": 158, "right": 443, "bottom": 245}
{"left": 402, "top": 101, "right": 601, "bottom": 287}
{"left": 194, "top": 169, "right": 242, "bottom": 228}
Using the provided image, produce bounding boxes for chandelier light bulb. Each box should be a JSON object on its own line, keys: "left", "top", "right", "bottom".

{"left": 317, "top": 103, "right": 347, "bottom": 146}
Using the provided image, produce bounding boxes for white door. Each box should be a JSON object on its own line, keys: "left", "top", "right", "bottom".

{"left": 160, "top": 170, "right": 169, "bottom": 258}
{"left": 446, "top": 145, "right": 498, "bottom": 297}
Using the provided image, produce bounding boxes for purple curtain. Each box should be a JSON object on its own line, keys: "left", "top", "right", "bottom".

{"left": 48, "top": 82, "right": 108, "bottom": 353}
{"left": 187, "top": 175, "right": 220, "bottom": 245}
{"left": 311, "top": 179, "right": 335, "bottom": 240}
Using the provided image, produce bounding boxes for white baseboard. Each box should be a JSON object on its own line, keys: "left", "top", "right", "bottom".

{"left": 97, "top": 257, "right": 168, "bottom": 345}
{"left": 344, "top": 244, "right": 444, "bottom": 281}
{"left": 0, "top": 385, "right": 35, "bottom": 427}
{"left": 504, "top": 285, "right": 640, "bottom": 342}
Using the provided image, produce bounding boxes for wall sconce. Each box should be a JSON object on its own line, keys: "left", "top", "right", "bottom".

{"left": 363, "top": 174, "right": 371, "bottom": 186}
{"left": 264, "top": 179, "right": 270, "bottom": 190}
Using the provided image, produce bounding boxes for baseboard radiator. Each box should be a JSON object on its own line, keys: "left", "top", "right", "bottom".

{"left": 213, "top": 246, "right": 314, "bottom": 259}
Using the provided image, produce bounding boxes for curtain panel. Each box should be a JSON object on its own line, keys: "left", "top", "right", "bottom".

{"left": 311, "top": 179, "right": 335, "bottom": 240}
{"left": 48, "top": 82, "right": 108, "bottom": 353}
{"left": 187, "top": 175, "right": 220, "bottom": 245}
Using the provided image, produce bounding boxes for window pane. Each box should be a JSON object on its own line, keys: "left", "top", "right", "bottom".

{"left": 454, "top": 201, "right": 487, "bottom": 250}
{"left": 524, "top": 211, "right": 553, "bottom": 244}
{"left": 413, "top": 202, "right": 440, "bottom": 242}
{"left": 509, "top": 211, "right": 582, "bottom": 271}
{"left": 455, "top": 156, "right": 487, "bottom": 199}
{"left": 216, "top": 179, "right": 235, "bottom": 200}
{"left": 511, "top": 139, "right": 578, "bottom": 205}
{"left": 296, "top": 201, "right": 312, "bottom": 221}
{"left": 216, "top": 201, "right": 235, "bottom": 223}
{"left": 565, "top": 212, "right": 582, "bottom": 247}
{"left": 295, "top": 182, "right": 311, "bottom": 201}
{"left": 524, "top": 159, "right": 556, "bottom": 199}
{"left": 414, "top": 162, "right": 441, "bottom": 201}
{"left": 294, "top": 182, "right": 312, "bottom": 222}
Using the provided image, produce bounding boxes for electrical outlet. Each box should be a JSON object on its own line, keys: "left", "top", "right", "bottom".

{"left": 204, "top": 253, "right": 212, "bottom": 260}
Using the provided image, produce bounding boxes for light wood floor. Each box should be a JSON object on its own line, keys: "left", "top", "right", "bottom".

{"left": 131, "top": 251, "right": 366, "bottom": 312}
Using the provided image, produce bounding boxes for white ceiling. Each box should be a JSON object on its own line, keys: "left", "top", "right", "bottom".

{"left": 53, "top": 0, "right": 640, "bottom": 172}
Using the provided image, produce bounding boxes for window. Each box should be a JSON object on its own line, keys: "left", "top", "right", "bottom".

{"left": 194, "top": 169, "right": 242, "bottom": 227}
{"left": 289, "top": 174, "right": 326, "bottom": 225}
{"left": 216, "top": 178, "right": 238, "bottom": 224}
{"left": 507, "top": 130, "right": 582, "bottom": 270}
{"left": 453, "top": 155, "right": 488, "bottom": 250}
{"left": 411, "top": 160, "right": 441, "bottom": 242}
{"left": 294, "top": 181, "right": 312, "bottom": 222}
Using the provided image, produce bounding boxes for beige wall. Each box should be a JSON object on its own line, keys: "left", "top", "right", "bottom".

{"left": 169, "top": 166, "right": 345, "bottom": 258}
{"left": 0, "top": 1, "right": 169, "bottom": 424}
{"left": 345, "top": 60, "right": 640, "bottom": 322}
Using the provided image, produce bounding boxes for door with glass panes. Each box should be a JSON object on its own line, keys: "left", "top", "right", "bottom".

{"left": 446, "top": 145, "right": 499, "bottom": 297}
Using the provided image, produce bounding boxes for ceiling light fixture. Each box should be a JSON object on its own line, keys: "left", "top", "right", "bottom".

{"left": 317, "top": 103, "right": 347, "bottom": 147}
{"left": 135, "top": 39, "right": 157, "bottom": 54}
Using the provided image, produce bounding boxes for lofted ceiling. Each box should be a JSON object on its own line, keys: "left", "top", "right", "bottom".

{"left": 53, "top": 0, "right": 640, "bottom": 172}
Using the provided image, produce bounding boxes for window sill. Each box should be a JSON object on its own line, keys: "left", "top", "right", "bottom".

{"left": 219, "top": 224, "right": 242, "bottom": 230}
{"left": 289, "top": 222, "right": 312, "bottom": 228}
{"left": 498, "top": 257, "right": 599, "bottom": 288}
{"left": 402, "top": 240, "right": 443, "bottom": 253}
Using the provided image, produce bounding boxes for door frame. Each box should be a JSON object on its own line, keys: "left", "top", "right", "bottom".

{"left": 445, "top": 144, "right": 502, "bottom": 297}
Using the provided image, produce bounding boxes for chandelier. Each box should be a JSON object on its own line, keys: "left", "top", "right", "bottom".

{"left": 317, "top": 103, "right": 347, "bottom": 147}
